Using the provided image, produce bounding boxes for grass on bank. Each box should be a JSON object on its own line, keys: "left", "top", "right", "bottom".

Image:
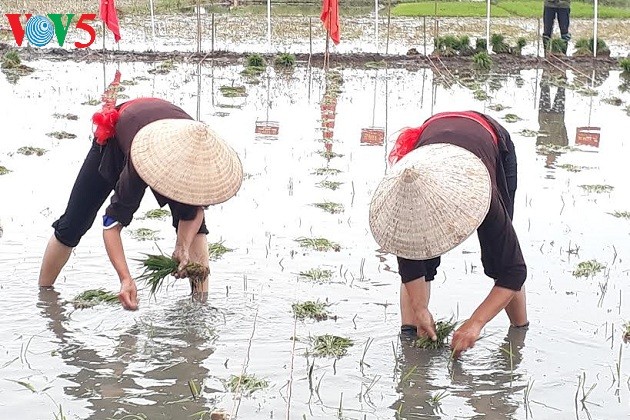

{"left": 393, "top": 1, "right": 630, "bottom": 19}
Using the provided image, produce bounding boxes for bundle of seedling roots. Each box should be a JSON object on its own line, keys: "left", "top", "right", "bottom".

{"left": 136, "top": 253, "right": 207, "bottom": 296}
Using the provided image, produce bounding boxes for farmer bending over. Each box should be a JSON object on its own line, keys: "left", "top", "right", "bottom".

{"left": 369, "top": 111, "right": 528, "bottom": 354}
{"left": 38, "top": 97, "right": 243, "bottom": 310}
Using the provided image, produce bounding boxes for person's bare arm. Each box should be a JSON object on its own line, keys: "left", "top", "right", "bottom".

{"left": 103, "top": 225, "right": 138, "bottom": 310}
{"left": 404, "top": 278, "right": 437, "bottom": 341}
{"left": 451, "top": 285, "right": 517, "bottom": 353}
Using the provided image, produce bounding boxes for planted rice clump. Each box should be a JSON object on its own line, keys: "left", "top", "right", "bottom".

{"left": 519, "top": 129, "right": 538, "bottom": 137}
{"left": 312, "top": 201, "right": 344, "bottom": 214}
{"left": 72, "top": 289, "right": 119, "bottom": 309}
{"left": 275, "top": 52, "right": 296, "bottom": 68}
{"left": 227, "top": 374, "right": 268, "bottom": 395}
{"left": 143, "top": 208, "right": 171, "bottom": 220}
{"left": 316, "top": 150, "right": 344, "bottom": 160}
{"left": 0, "top": 166, "right": 10, "bottom": 175}
{"left": 299, "top": 268, "right": 333, "bottom": 282}
{"left": 317, "top": 180, "right": 343, "bottom": 191}
{"left": 220, "top": 85, "right": 247, "bottom": 97}
{"left": 148, "top": 60, "right": 177, "bottom": 75}
{"left": 295, "top": 237, "right": 341, "bottom": 252}
{"left": 573, "top": 260, "right": 606, "bottom": 278}
{"left": 312, "top": 167, "right": 341, "bottom": 176}
{"left": 579, "top": 184, "right": 614, "bottom": 194}
{"left": 246, "top": 53, "right": 265, "bottom": 68}
{"left": 46, "top": 131, "right": 76, "bottom": 140}
{"left": 311, "top": 334, "right": 353, "bottom": 358}
{"left": 621, "top": 58, "right": 630, "bottom": 74}
{"left": 17, "top": 146, "right": 47, "bottom": 156}
{"left": 53, "top": 113, "right": 78, "bottom": 120}
{"left": 415, "top": 318, "right": 458, "bottom": 350}
{"left": 136, "top": 254, "right": 207, "bottom": 296}
{"left": 503, "top": 113, "right": 522, "bottom": 123}
{"left": 129, "top": 228, "right": 161, "bottom": 241}
{"left": 603, "top": 96, "right": 623, "bottom": 106}
{"left": 557, "top": 164, "right": 587, "bottom": 173}
{"left": 208, "top": 241, "right": 234, "bottom": 260}
{"left": 472, "top": 51, "right": 492, "bottom": 70}
{"left": 292, "top": 300, "right": 330, "bottom": 321}
{"left": 609, "top": 211, "right": 630, "bottom": 219}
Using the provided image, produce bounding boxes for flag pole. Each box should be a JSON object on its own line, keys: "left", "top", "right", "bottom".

{"left": 149, "top": 0, "right": 156, "bottom": 51}
{"left": 593, "top": 0, "right": 599, "bottom": 57}
{"left": 374, "top": 0, "right": 379, "bottom": 53}
{"left": 486, "top": 0, "right": 491, "bottom": 53}
{"left": 267, "top": 0, "right": 272, "bottom": 52}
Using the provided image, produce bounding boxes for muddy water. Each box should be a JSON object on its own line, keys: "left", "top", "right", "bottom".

{"left": 0, "top": 60, "right": 629, "bottom": 420}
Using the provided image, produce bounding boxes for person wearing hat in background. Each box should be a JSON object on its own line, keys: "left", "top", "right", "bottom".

{"left": 38, "top": 97, "right": 243, "bottom": 310}
{"left": 369, "top": 111, "right": 528, "bottom": 354}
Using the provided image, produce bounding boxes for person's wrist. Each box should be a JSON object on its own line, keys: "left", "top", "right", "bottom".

{"left": 120, "top": 276, "right": 134, "bottom": 285}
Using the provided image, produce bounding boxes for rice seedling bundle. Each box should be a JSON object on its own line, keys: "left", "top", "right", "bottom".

{"left": 415, "top": 318, "right": 458, "bottom": 350}
{"left": 136, "top": 254, "right": 207, "bottom": 296}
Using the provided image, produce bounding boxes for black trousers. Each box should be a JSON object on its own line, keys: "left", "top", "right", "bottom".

{"left": 543, "top": 7, "right": 571, "bottom": 40}
{"left": 52, "top": 140, "right": 208, "bottom": 247}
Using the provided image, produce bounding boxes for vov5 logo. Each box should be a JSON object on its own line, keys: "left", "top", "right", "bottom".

{"left": 4, "top": 14, "right": 97, "bottom": 48}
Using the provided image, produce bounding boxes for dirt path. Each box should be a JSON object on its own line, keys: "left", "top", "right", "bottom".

{"left": 0, "top": 42, "right": 621, "bottom": 74}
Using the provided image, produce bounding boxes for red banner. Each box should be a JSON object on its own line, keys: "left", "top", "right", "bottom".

{"left": 100, "top": 0, "right": 121, "bottom": 42}
{"left": 320, "top": 0, "right": 340, "bottom": 45}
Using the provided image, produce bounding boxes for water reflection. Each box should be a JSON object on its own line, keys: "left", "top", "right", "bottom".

{"left": 38, "top": 288, "right": 219, "bottom": 419}
{"left": 537, "top": 69, "right": 568, "bottom": 168}
{"left": 393, "top": 327, "right": 528, "bottom": 419}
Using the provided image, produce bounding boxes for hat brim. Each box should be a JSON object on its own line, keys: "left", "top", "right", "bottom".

{"left": 131, "top": 119, "right": 243, "bottom": 206}
{"left": 369, "top": 143, "right": 492, "bottom": 260}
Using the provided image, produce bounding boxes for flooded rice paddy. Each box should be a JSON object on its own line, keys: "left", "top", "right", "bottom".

{"left": 0, "top": 58, "right": 630, "bottom": 419}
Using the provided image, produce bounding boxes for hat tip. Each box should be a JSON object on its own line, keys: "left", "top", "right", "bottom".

{"left": 401, "top": 168, "right": 419, "bottom": 183}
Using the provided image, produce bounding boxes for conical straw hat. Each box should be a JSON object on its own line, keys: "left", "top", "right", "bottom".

{"left": 369, "top": 143, "right": 491, "bottom": 260}
{"left": 131, "top": 119, "right": 243, "bottom": 206}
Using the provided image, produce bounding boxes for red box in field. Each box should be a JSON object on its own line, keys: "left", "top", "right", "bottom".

{"left": 575, "top": 126, "right": 600, "bottom": 148}
{"left": 255, "top": 121, "right": 279, "bottom": 136}
{"left": 361, "top": 127, "right": 385, "bottom": 146}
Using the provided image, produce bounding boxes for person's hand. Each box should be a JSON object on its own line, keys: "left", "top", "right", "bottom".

{"left": 414, "top": 307, "right": 437, "bottom": 342}
{"left": 172, "top": 245, "right": 190, "bottom": 279}
{"left": 451, "top": 319, "right": 484, "bottom": 356}
{"left": 118, "top": 278, "right": 138, "bottom": 311}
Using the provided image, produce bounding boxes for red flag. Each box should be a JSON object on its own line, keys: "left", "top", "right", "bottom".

{"left": 100, "top": 0, "right": 121, "bottom": 42}
{"left": 320, "top": 0, "right": 340, "bottom": 45}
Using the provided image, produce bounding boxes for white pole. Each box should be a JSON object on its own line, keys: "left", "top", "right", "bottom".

{"left": 593, "top": 0, "right": 598, "bottom": 57}
{"left": 149, "top": 0, "right": 156, "bottom": 51}
{"left": 375, "top": 0, "right": 379, "bottom": 53}
{"left": 486, "top": 0, "right": 491, "bottom": 53}
{"left": 267, "top": 0, "right": 272, "bottom": 52}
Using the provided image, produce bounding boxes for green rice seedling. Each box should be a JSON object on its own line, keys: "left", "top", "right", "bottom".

{"left": 72, "top": 288, "right": 119, "bottom": 309}
{"left": 473, "top": 89, "right": 489, "bottom": 101}
{"left": 515, "top": 37, "right": 527, "bottom": 54}
{"left": 299, "top": 268, "right": 333, "bottom": 282}
{"left": 135, "top": 253, "right": 207, "bottom": 296}
{"left": 557, "top": 164, "right": 585, "bottom": 172}
{"left": 208, "top": 241, "right": 234, "bottom": 260}
{"left": 427, "top": 390, "right": 449, "bottom": 408}
{"left": 317, "top": 180, "right": 343, "bottom": 191}
{"left": 143, "top": 208, "right": 171, "bottom": 220}
{"left": 316, "top": 150, "right": 344, "bottom": 160}
{"left": 275, "top": 53, "right": 296, "bottom": 68}
{"left": 458, "top": 35, "right": 471, "bottom": 51}
{"left": 623, "top": 322, "right": 630, "bottom": 343}
{"left": 573, "top": 260, "right": 606, "bottom": 278}
{"left": 489, "top": 104, "right": 508, "bottom": 112}
{"left": 609, "top": 211, "right": 630, "bottom": 219}
{"left": 415, "top": 318, "right": 458, "bottom": 349}
{"left": 311, "top": 334, "right": 353, "bottom": 358}
{"left": 120, "top": 79, "right": 138, "bottom": 86}
{"left": 1, "top": 50, "right": 20, "bottom": 69}
{"left": 52, "top": 113, "right": 78, "bottom": 120}
{"left": 246, "top": 53, "right": 265, "bottom": 68}
{"left": 620, "top": 58, "right": 630, "bottom": 74}
{"left": 81, "top": 98, "right": 100, "bottom": 106}
{"left": 625, "top": 105, "right": 630, "bottom": 116}
{"left": 295, "top": 237, "right": 341, "bottom": 252}
{"left": 312, "top": 167, "right": 341, "bottom": 176}
{"left": 148, "top": 59, "right": 177, "bottom": 75}
{"left": 579, "top": 184, "right": 614, "bottom": 194}
{"left": 17, "top": 146, "right": 47, "bottom": 156}
{"left": 519, "top": 129, "right": 538, "bottom": 137}
{"left": 475, "top": 37, "right": 487, "bottom": 53}
{"left": 503, "top": 113, "right": 522, "bottom": 123}
{"left": 603, "top": 97, "right": 623, "bottom": 106}
{"left": 0, "top": 166, "right": 10, "bottom": 175}
{"left": 549, "top": 37, "right": 568, "bottom": 54}
{"left": 292, "top": 301, "right": 330, "bottom": 321}
{"left": 46, "top": 131, "right": 76, "bottom": 139}
{"left": 490, "top": 34, "right": 510, "bottom": 54}
{"left": 227, "top": 374, "right": 268, "bottom": 395}
{"left": 219, "top": 85, "right": 247, "bottom": 97}
{"left": 312, "top": 201, "right": 344, "bottom": 214}
{"left": 472, "top": 51, "right": 492, "bottom": 70}
{"left": 129, "top": 228, "right": 161, "bottom": 241}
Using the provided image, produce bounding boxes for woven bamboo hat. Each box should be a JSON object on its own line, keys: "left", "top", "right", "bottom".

{"left": 130, "top": 119, "right": 243, "bottom": 206}
{"left": 369, "top": 143, "right": 492, "bottom": 260}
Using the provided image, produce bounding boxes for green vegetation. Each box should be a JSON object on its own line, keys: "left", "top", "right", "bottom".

{"left": 0, "top": 166, "right": 10, "bottom": 175}
{"left": 299, "top": 268, "right": 334, "bottom": 282}
{"left": 623, "top": 322, "right": 630, "bottom": 343}
{"left": 52, "top": 113, "right": 78, "bottom": 120}
{"left": 1, "top": 50, "right": 21, "bottom": 69}
{"left": 312, "top": 201, "right": 344, "bottom": 214}
{"left": 220, "top": 85, "right": 248, "bottom": 97}
{"left": 621, "top": 58, "right": 630, "bottom": 74}
{"left": 81, "top": 98, "right": 100, "bottom": 106}
{"left": 472, "top": 51, "right": 492, "bottom": 70}
{"left": 129, "top": 228, "right": 161, "bottom": 241}
{"left": 208, "top": 241, "right": 234, "bottom": 260}
{"left": 609, "top": 211, "right": 630, "bottom": 219}
{"left": 573, "top": 260, "right": 606, "bottom": 278}
{"left": 574, "top": 37, "right": 610, "bottom": 56}
{"left": 316, "top": 150, "right": 344, "bottom": 160}
{"left": 292, "top": 301, "right": 331, "bottom": 321}
{"left": 135, "top": 253, "right": 207, "bottom": 296}
{"left": 17, "top": 146, "right": 47, "bottom": 156}
{"left": 317, "top": 180, "right": 343, "bottom": 190}
{"left": 519, "top": 129, "right": 538, "bottom": 137}
{"left": 503, "top": 113, "right": 522, "bottom": 123}
{"left": 603, "top": 96, "right": 623, "bottom": 106}
{"left": 142, "top": 208, "right": 171, "bottom": 220}
{"left": 46, "top": 131, "right": 77, "bottom": 139}
{"left": 275, "top": 52, "right": 296, "bottom": 68}
{"left": 246, "top": 53, "right": 265, "bottom": 68}
{"left": 227, "top": 374, "right": 268, "bottom": 395}
{"left": 433, "top": 35, "right": 475, "bottom": 56}
{"left": 415, "top": 318, "right": 458, "bottom": 350}
{"left": 310, "top": 334, "right": 353, "bottom": 358}
{"left": 579, "top": 184, "right": 614, "bottom": 193}
{"left": 557, "top": 164, "right": 588, "bottom": 172}
{"left": 72, "top": 289, "right": 119, "bottom": 309}
{"left": 312, "top": 167, "right": 342, "bottom": 176}
{"left": 147, "top": 59, "right": 177, "bottom": 74}
{"left": 295, "top": 237, "right": 341, "bottom": 252}
{"left": 393, "top": 1, "right": 630, "bottom": 18}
